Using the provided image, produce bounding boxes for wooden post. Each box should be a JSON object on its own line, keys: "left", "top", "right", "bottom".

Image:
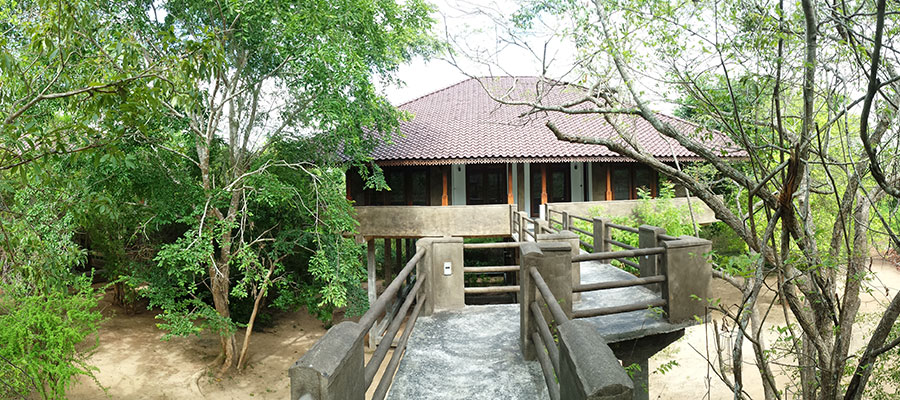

{"left": 661, "top": 236, "right": 712, "bottom": 324}
{"left": 394, "top": 239, "right": 406, "bottom": 265}
{"left": 541, "top": 164, "right": 548, "bottom": 205}
{"left": 441, "top": 167, "right": 449, "bottom": 206}
{"left": 518, "top": 211, "right": 528, "bottom": 241}
{"left": 366, "top": 239, "right": 377, "bottom": 349}
{"left": 507, "top": 164, "right": 515, "bottom": 204}
{"left": 639, "top": 225, "right": 665, "bottom": 293}
{"left": 593, "top": 218, "right": 610, "bottom": 253}
{"left": 605, "top": 166, "right": 612, "bottom": 200}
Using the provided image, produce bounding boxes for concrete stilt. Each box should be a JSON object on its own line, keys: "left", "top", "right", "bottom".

{"left": 366, "top": 239, "right": 377, "bottom": 349}
{"left": 384, "top": 238, "right": 392, "bottom": 283}
{"left": 621, "top": 356, "right": 649, "bottom": 400}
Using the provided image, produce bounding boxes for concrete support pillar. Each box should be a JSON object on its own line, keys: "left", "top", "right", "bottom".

{"left": 638, "top": 225, "right": 665, "bottom": 292}
{"left": 518, "top": 241, "right": 573, "bottom": 360}
{"left": 570, "top": 162, "right": 584, "bottom": 202}
{"left": 558, "top": 320, "right": 634, "bottom": 400}
{"left": 537, "top": 230, "right": 581, "bottom": 302}
{"left": 593, "top": 218, "right": 611, "bottom": 253}
{"left": 661, "top": 236, "right": 712, "bottom": 323}
{"left": 620, "top": 355, "right": 649, "bottom": 400}
{"left": 451, "top": 164, "right": 466, "bottom": 205}
{"left": 523, "top": 163, "right": 531, "bottom": 214}
{"left": 415, "top": 236, "right": 464, "bottom": 315}
{"left": 561, "top": 211, "right": 570, "bottom": 231}
{"left": 366, "top": 239, "right": 377, "bottom": 349}
{"left": 394, "top": 238, "right": 402, "bottom": 270}
{"left": 290, "top": 321, "right": 364, "bottom": 400}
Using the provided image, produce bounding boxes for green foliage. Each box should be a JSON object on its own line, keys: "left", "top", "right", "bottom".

{"left": 573, "top": 181, "right": 699, "bottom": 274}
{"left": 0, "top": 278, "right": 103, "bottom": 400}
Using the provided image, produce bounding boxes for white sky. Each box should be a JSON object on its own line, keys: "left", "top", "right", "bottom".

{"left": 382, "top": 0, "right": 578, "bottom": 105}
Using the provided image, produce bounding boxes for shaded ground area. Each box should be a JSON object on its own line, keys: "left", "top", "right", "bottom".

{"left": 67, "top": 289, "right": 329, "bottom": 399}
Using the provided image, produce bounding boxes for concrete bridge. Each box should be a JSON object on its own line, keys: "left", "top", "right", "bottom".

{"left": 289, "top": 207, "right": 712, "bottom": 400}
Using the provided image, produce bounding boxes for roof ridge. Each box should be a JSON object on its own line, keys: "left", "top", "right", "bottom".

{"left": 397, "top": 75, "right": 565, "bottom": 108}
{"left": 396, "top": 76, "right": 474, "bottom": 108}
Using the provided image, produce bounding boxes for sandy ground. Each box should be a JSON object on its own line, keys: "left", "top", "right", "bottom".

{"left": 648, "top": 258, "right": 900, "bottom": 399}
{"left": 67, "top": 259, "right": 900, "bottom": 399}
{"left": 67, "top": 292, "right": 331, "bottom": 399}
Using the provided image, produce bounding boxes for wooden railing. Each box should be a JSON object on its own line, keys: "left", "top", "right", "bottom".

{"left": 519, "top": 242, "right": 633, "bottom": 400}
{"left": 290, "top": 247, "right": 429, "bottom": 400}
{"left": 462, "top": 241, "right": 522, "bottom": 296}
{"left": 519, "top": 231, "right": 711, "bottom": 399}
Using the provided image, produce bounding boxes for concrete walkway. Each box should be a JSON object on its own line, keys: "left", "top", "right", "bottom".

{"left": 388, "top": 259, "right": 690, "bottom": 399}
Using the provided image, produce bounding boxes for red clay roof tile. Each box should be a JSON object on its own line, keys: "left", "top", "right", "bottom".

{"left": 370, "top": 77, "right": 745, "bottom": 165}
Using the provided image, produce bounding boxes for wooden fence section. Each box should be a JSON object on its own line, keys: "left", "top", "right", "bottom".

{"left": 289, "top": 247, "right": 428, "bottom": 400}
{"left": 545, "top": 197, "right": 719, "bottom": 225}
{"left": 518, "top": 242, "right": 634, "bottom": 400}
{"left": 462, "top": 241, "right": 524, "bottom": 297}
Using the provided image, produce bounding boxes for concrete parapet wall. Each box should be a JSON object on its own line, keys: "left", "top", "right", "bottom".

{"left": 355, "top": 204, "right": 516, "bottom": 238}
{"left": 558, "top": 319, "right": 634, "bottom": 400}
{"left": 547, "top": 197, "right": 719, "bottom": 225}
{"left": 289, "top": 321, "right": 364, "bottom": 400}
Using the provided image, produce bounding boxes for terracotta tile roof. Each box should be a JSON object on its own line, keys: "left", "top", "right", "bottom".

{"left": 370, "top": 76, "right": 746, "bottom": 165}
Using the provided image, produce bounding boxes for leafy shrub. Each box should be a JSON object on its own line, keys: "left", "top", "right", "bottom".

{"left": 0, "top": 277, "right": 103, "bottom": 400}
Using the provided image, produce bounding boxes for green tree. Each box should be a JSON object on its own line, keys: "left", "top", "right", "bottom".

{"left": 127, "top": 0, "right": 436, "bottom": 374}
{"left": 456, "top": 0, "right": 900, "bottom": 398}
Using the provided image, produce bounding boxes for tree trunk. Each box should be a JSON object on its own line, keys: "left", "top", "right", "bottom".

{"left": 237, "top": 262, "right": 276, "bottom": 370}
{"left": 211, "top": 256, "right": 235, "bottom": 376}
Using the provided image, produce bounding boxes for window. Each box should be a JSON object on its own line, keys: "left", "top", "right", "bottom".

{"left": 607, "top": 165, "right": 657, "bottom": 200}
{"left": 612, "top": 168, "right": 631, "bottom": 200}
{"left": 466, "top": 164, "right": 507, "bottom": 205}
{"left": 365, "top": 167, "right": 429, "bottom": 205}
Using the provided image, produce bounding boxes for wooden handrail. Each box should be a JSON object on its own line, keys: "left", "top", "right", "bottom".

{"left": 463, "top": 265, "right": 519, "bottom": 273}
{"left": 573, "top": 298, "right": 667, "bottom": 319}
{"left": 606, "top": 238, "right": 637, "bottom": 250}
{"left": 570, "top": 226, "right": 592, "bottom": 236}
{"left": 464, "top": 285, "right": 520, "bottom": 294}
{"left": 364, "top": 274, "right": 425, "bottom": 386}
{"left": 358, "top": 247, "right": 426, "bottom": 335}
{"left": 606, "top": 222, "right": 639, "bottom": 234}
{"left": 569, "top": 214, "right": 592, "bottom": 223}
{"left": 530, "top": 301, "right": 560, "bottom": 372}
{"left": 614, "top": 258, "right": 641, "bottom": 269}
{"left": 529, "top": 267, "right": 569, "bottom": 325}
{"left": 532, "top": 331, "right": 561, "bottom": 400}
{"left": 574, "top": 275, "right": 665, "bottom": 293}
{"left": 572, "top": 247, "right": 665, "bottom": 262}
{"left": 371, "top": 296, "right": 426, "bottom": 400}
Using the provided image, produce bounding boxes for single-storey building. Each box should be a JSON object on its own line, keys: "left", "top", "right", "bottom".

{"left": 347, "top": 76, "right": 742, "bottom": 221}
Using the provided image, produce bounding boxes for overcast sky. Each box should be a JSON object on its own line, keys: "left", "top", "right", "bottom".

{"left": 382, "top": 0, "right": 577, "bottom": 105}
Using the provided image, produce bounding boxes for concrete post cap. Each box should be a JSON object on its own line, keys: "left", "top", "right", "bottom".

{"left": 662, "top": 236, "right": 712, "bottom": 248}
{"left": 536, "top": 230, "right": 579, "bottom": 241}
